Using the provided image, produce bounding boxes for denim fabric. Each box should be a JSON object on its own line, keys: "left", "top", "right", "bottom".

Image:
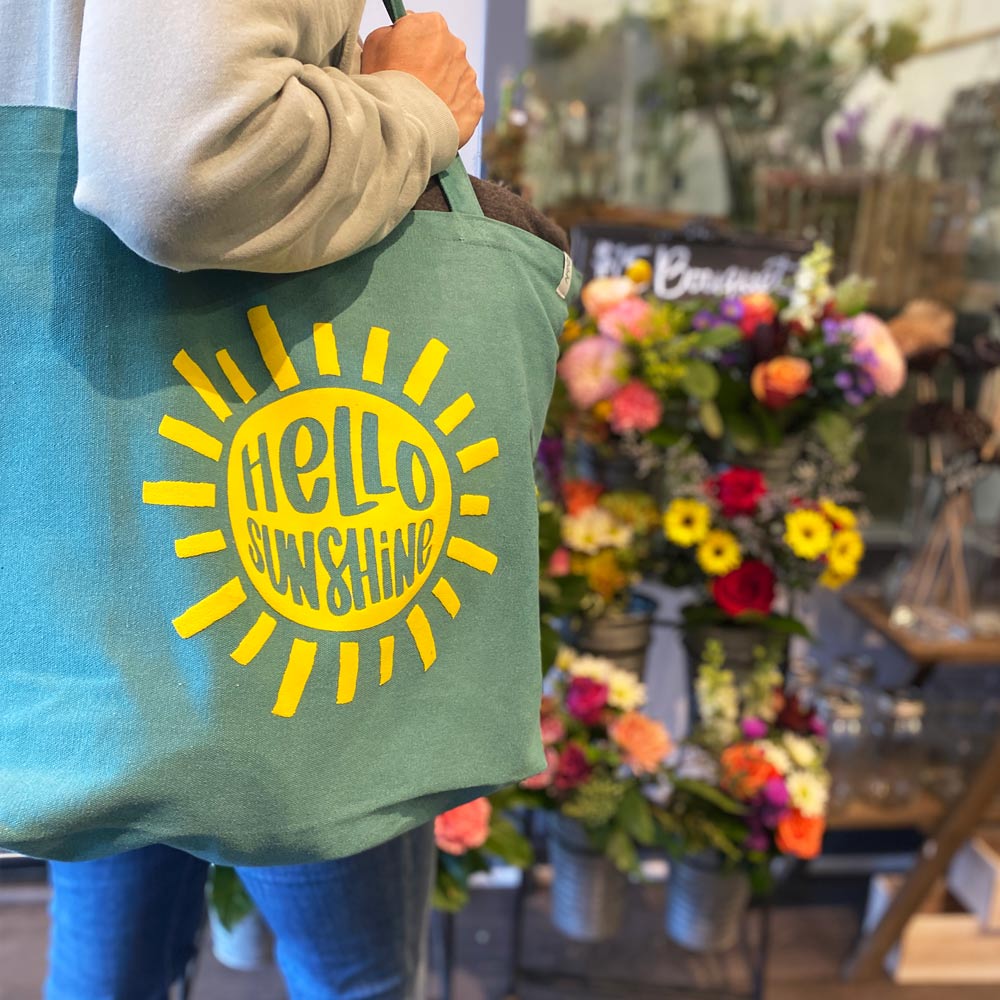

{"left": 45, "top": 826, "right": 435, "bottom": 1000}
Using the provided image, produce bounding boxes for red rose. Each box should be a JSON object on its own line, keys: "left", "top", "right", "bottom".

{"left": 776, "top": 693, "right": 816, "bottom": 735}
{"left": 565, "top": 677, "right": 609, "bottom": 726}
{"left": 711, "top": 468, "right": 768, "bottom": 517}
{"left": 711, "top": 560, "right": 776, "bottom": 616}
{"left": 740, "top": 293, "right": 778, "bottom": 336}
{"left": 554, "top": 743, "right": 592, "bottom": 791}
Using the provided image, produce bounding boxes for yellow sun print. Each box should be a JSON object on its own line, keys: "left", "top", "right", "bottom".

{"left": 143, "top": 306, "right": 499, "bottom": 719}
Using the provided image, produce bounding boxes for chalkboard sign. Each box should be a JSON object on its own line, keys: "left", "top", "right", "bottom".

{"left": 571, "top": 221, "right": 809, "bottom": 301}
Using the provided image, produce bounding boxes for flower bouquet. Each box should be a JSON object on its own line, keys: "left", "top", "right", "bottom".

{"left": 668, "top": 639, "right": 831, "bottom": 876}
{"left": 433, "top": 794, "right": 534, "bottom": 913}
{"left": 515, "top": 646, "right": 674, "bottom": 875}
{"left": 658, "top": 445, "right": 866, "bottom": 639}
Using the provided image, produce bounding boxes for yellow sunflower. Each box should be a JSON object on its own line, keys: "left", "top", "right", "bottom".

{"left": 820, "top": 565, "right": 856, "bottom": 590}
{"left": 785, "top": 509, "right": 833, "bottom": 561}
{"left": 664, "top": 498, "right": 711, "bottom": 548}
{"left": 697, "top": 530, "right": 743, "bottom": 576}
{"left": 820, "top": 499, "right": 858, "bottom": 531}
{"left": 827, "top": 530, "right": 865, "bottom": 577}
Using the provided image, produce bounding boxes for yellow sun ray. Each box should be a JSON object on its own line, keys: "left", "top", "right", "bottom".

{"left": 457, "top": 438, "right": 500, "bottom": 474}
{"left": 313, "top": 322, "right": 341, "bottom": 376}
{"left": 247, "top": 305, "right": 300, "bottom": 391}
{"left": 403, "top": 338, "right": 449, "bottom": 405}
{"left": 406, "top": 605, "right": 437, "bottom": 671}
{"left": 172, "top": 351, "right": 233, "bottom": 422}
{"left": 434, "top": 393, "right": 475, "bottom": 436}
{"left": 432, "top": 578, "right": 461, "bottom": 619}
{"left": 362, "top": 326, "right": 390, "bottom": 385}
{"left": 272, "top": 638, "right": 318, "bottom": 718}
{"left": 157, "top": 415, "right": 223, "bottom": 462}
{"left": 231, "top": 612, "right": 278, "bottom": 666}
{"left": 174, "top": 530, "right": 227, "bottom": 559}
{"left": 143, "top": 481, "right": 216, "bottom": 508}
{"left": 215, "top": 349, "right": 257, "bottom": 404}
{"left": 172, "top": 577, "right": 247, "bottom": 639}
{"left": 447, "top": 537, "right": 499, "bottom": 576}
{"left": 379, "top": 635, "right": 395, "bottom": 686}
{"left": 337, "top": 642, "right": 360, "bottom": 705}
{"left": 459, "top": 495, "right": 490, "bottom": 517}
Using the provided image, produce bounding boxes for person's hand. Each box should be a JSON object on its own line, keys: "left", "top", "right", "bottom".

{"left": 362, "top": 12, "right": 484, "bottom": 148}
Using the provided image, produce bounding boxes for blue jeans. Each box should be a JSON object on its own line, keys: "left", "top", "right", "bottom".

{"left": 45, "top": 826, "right": 435, "bottom": 1000}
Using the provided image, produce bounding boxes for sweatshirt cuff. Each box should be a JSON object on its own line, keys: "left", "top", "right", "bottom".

{"left": 373, "top": 70, "right": 461, "bottom": 174}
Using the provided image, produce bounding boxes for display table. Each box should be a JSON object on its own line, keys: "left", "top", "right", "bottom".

{"left": 840, "top": 592, "right": 1000, "bottom": 982}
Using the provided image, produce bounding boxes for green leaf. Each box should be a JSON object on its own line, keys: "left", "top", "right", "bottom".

{"left": 681, "top": 359, "right": 721, "bottom": 401}
{"left": 674, "top": 779, "right": 748, "bottom": 816}
{"left": 605, "top": 825, "right": 640, "bottom": 874}
{"left": 483, "top": 818, "right": 534, "bottom": 869}
{"left": 815, "top": 409, "right": 859, "bottom": 466}
{"left": 433, "top": 865, "right": 471, "bottom": 913}
{"left": 210, "top": 866, "right": 256, "bottom": 931}
{"left": 540, "top": 622, "right": 561, "bottom": 673}
{"left": 620, "top": 787, "right": 657, "bottom": 846}
{"left": 696, "top": 324, "right": 743, "bottom": 350}
{"left": 698, "top": 400, "right": 724, "bottom": 440}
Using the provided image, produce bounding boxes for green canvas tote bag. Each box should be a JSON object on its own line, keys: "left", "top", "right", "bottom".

{"left": 0, "top": 1, "right": 579, "bottom": 864}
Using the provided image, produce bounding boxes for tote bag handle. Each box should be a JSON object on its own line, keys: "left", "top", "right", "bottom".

{"left": 379, "top": 0, "right": 484, "bottom": 217}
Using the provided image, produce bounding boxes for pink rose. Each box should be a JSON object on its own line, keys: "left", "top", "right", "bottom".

{"left": 540, "top": 714, "right": 566, "bottom": 746}
{"left": 547, "top": 547, "right": 572, "bottom": 578}
{"left": 554, "top": 743, "right": 592, "bottom": 791}
{"left": 557, "top": 337, "right": 628, "bottom": 409}
{"left": 581, "top": 277, "right": 635, "bottom": 318}
{"left": 565, "top": 676, "right": 609, "bottom": 726}
{"left": 609, "top": 380, "right": 663, "bottom": 434}
{"left": 851, "top": 313, "right": 907, "bottom": 397}
{"left": 434, "top": 798, "right": 492, "bottom": 856}
{"left": 598, "top": 297, "right": 653, "bottom": 342}
{"left": 521, "top": 747, "right": 559, "bottom": 790}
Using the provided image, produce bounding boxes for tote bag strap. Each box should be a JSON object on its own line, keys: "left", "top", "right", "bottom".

{"left": 380, "top": 0, "right": 485, "bottom": 218}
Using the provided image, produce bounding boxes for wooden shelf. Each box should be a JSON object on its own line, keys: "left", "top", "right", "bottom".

{"left": 844, "top": 593, "right": 1000, "bottom": 668}
{"left": 828, "top": 791, "right": 943, "bottom": 833}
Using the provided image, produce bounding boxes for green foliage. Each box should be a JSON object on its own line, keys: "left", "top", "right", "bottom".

{"left": 562, "top": 776, "right": 627, "bottom": 829}
{"left": 619, "top": 785, "right": 658, "bottom": 846}
{"left": 681, "top": 359, "right": 720, "bottom": 401}
{"left": 483, "top": 817, "right": 535, "bottom": 869}
{"left": 210, "top": 866, "right": 255, "bottom": 932}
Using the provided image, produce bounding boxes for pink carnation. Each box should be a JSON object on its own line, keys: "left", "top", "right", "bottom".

{"left": 609, "top": 380, "right": 663, "bottom": 434}
{"left": 851, "top": 313, "right": 907, "bottom": 397}
{"left": 557, "top": 337, "right": 627, "bottom": 409}
{"left": 434, "top": 798, "right": 492, "bottom": 855}
{"left": 521, "top": 747, "right": 559, "bottom": 790}
{"left": 598, "top": 297, "right": 653, "bottom": 342}
{"left": 540, "top": 713, "right": 566, "bottom": 746}
{"left": 581, "top": 277, "right": 635, "bottom": 318}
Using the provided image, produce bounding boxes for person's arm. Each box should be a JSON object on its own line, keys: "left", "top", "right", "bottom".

{"left": 74, "top": 1, "right": 477, "bottom": 273}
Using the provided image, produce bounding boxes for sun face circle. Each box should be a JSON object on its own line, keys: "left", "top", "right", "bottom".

{"left": 227, "top": 387, "right": 453, "bottom": 633}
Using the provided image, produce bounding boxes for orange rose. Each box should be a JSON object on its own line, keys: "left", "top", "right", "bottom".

{"left": 719, "top": 744, "right": 779, "bottom": 799}
{"left": 610, "top": 712, "right": 673, "bottom": 773}
{"left": 563, "top": 479, "right": 604, "bottom": 516}
{"left": 581, "top": 277, "right": 635, "bottom": 318}
{"left": 750, "top": 356, "right": 812, "bottom": 410}
{"left": 776, "top": 809, "right": 825, "bottom": 859}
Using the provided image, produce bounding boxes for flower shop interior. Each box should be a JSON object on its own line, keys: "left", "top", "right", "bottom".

{"left": 4, "top": 1, "right": 1000, "bottom": 998}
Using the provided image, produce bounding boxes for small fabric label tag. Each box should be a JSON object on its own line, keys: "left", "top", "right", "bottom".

{"left": 556, "top": 253, "right": 574, "bottom": 300}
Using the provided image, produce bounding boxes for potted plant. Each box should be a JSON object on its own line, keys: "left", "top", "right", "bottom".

{"left": 513, "top": 647, "right": 674, "bottom": 941}
{"left": 662, "top": 640, "right": 831, "bottom": 952}
{"left": 208, "top": 866, "right": 272, "bottom": 972}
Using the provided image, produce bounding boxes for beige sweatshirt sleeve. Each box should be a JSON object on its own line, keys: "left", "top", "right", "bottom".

{"left": 73, "top": 0, "right": 460, "bottom": 273}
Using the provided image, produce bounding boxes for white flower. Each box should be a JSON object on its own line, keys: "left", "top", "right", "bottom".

{"left": 757, "top": 741, "right": 793, "bottom": 776}
{"left": 561, "top": 507, "right": 622, "bottom": 555}
{"left": 606, "top": 521, "right": 635, "bottom": 549}
{"left": 567, "top": 653, "right": 614, "bottom": 684}
{"left": 606, "top": 668, "right": 647, "bottom": 712}
{"left": 783, "top": 733, "right": 819, "bottom": 769}
{"left": 787, "top": 771, "right": 829, "bottom": 818}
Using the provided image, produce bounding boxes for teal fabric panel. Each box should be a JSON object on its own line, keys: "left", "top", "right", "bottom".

{"left": 0, "top": 106, "right": 581, "bottom": 864}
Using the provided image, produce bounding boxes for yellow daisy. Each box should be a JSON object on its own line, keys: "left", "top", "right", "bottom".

{"left": 820, "top": 499, "right": 858, "bottom": 531}
{"left": 827, "top": 530, "right": 865, "bottom": 577}
{"left": 664, "top": 498, "right": 712, "bottom": 548}
{"left": 785, "top": 509, "right": 833, "bottom": 561}
{"left": 626, "top": 258, "right": 653, "bottom": 285}
{"left": 697, "top": 530, "right": 743, "bottom": 576}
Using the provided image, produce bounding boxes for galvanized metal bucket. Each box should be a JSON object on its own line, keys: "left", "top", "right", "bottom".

{"left": 578, "top": 610, "right": 653, "bottom": 676}
{"left": 549, "top": 816, "right": 627, "bottom": 942}
{"left": 664, "top": 854, "right": 751, "bottom": 953}
{"left": 738, "top": 435, "right": 805, "bottom": 490}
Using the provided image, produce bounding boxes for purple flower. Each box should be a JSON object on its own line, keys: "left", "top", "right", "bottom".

{"left": 720, "top": 298, "right": 745, "bottom": 322}
{"left": 693, "top": 310, "right": 717, "bottom": 331}
{"left": 745, "top": 825, "right": 771, "bottom": 853}
{"left": 810, "top": 716, "right": 828, "bottom": 738}
{"left": 834, "top": 371, "right": 853, "bottom": 391}
{"left": 823, "top": 319, "right": 847, "bottom": 345}
{"left": 742, "top": 718, "right": 769, "bottom": 740}
{"left": 762, "top": 777, "right": 790, "bottom": 809}
{"left": 845, "top": 390, "right": 866, "bottom": 407}
{"left": 856, "top": 371, "right": 876, "bottom": 397}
